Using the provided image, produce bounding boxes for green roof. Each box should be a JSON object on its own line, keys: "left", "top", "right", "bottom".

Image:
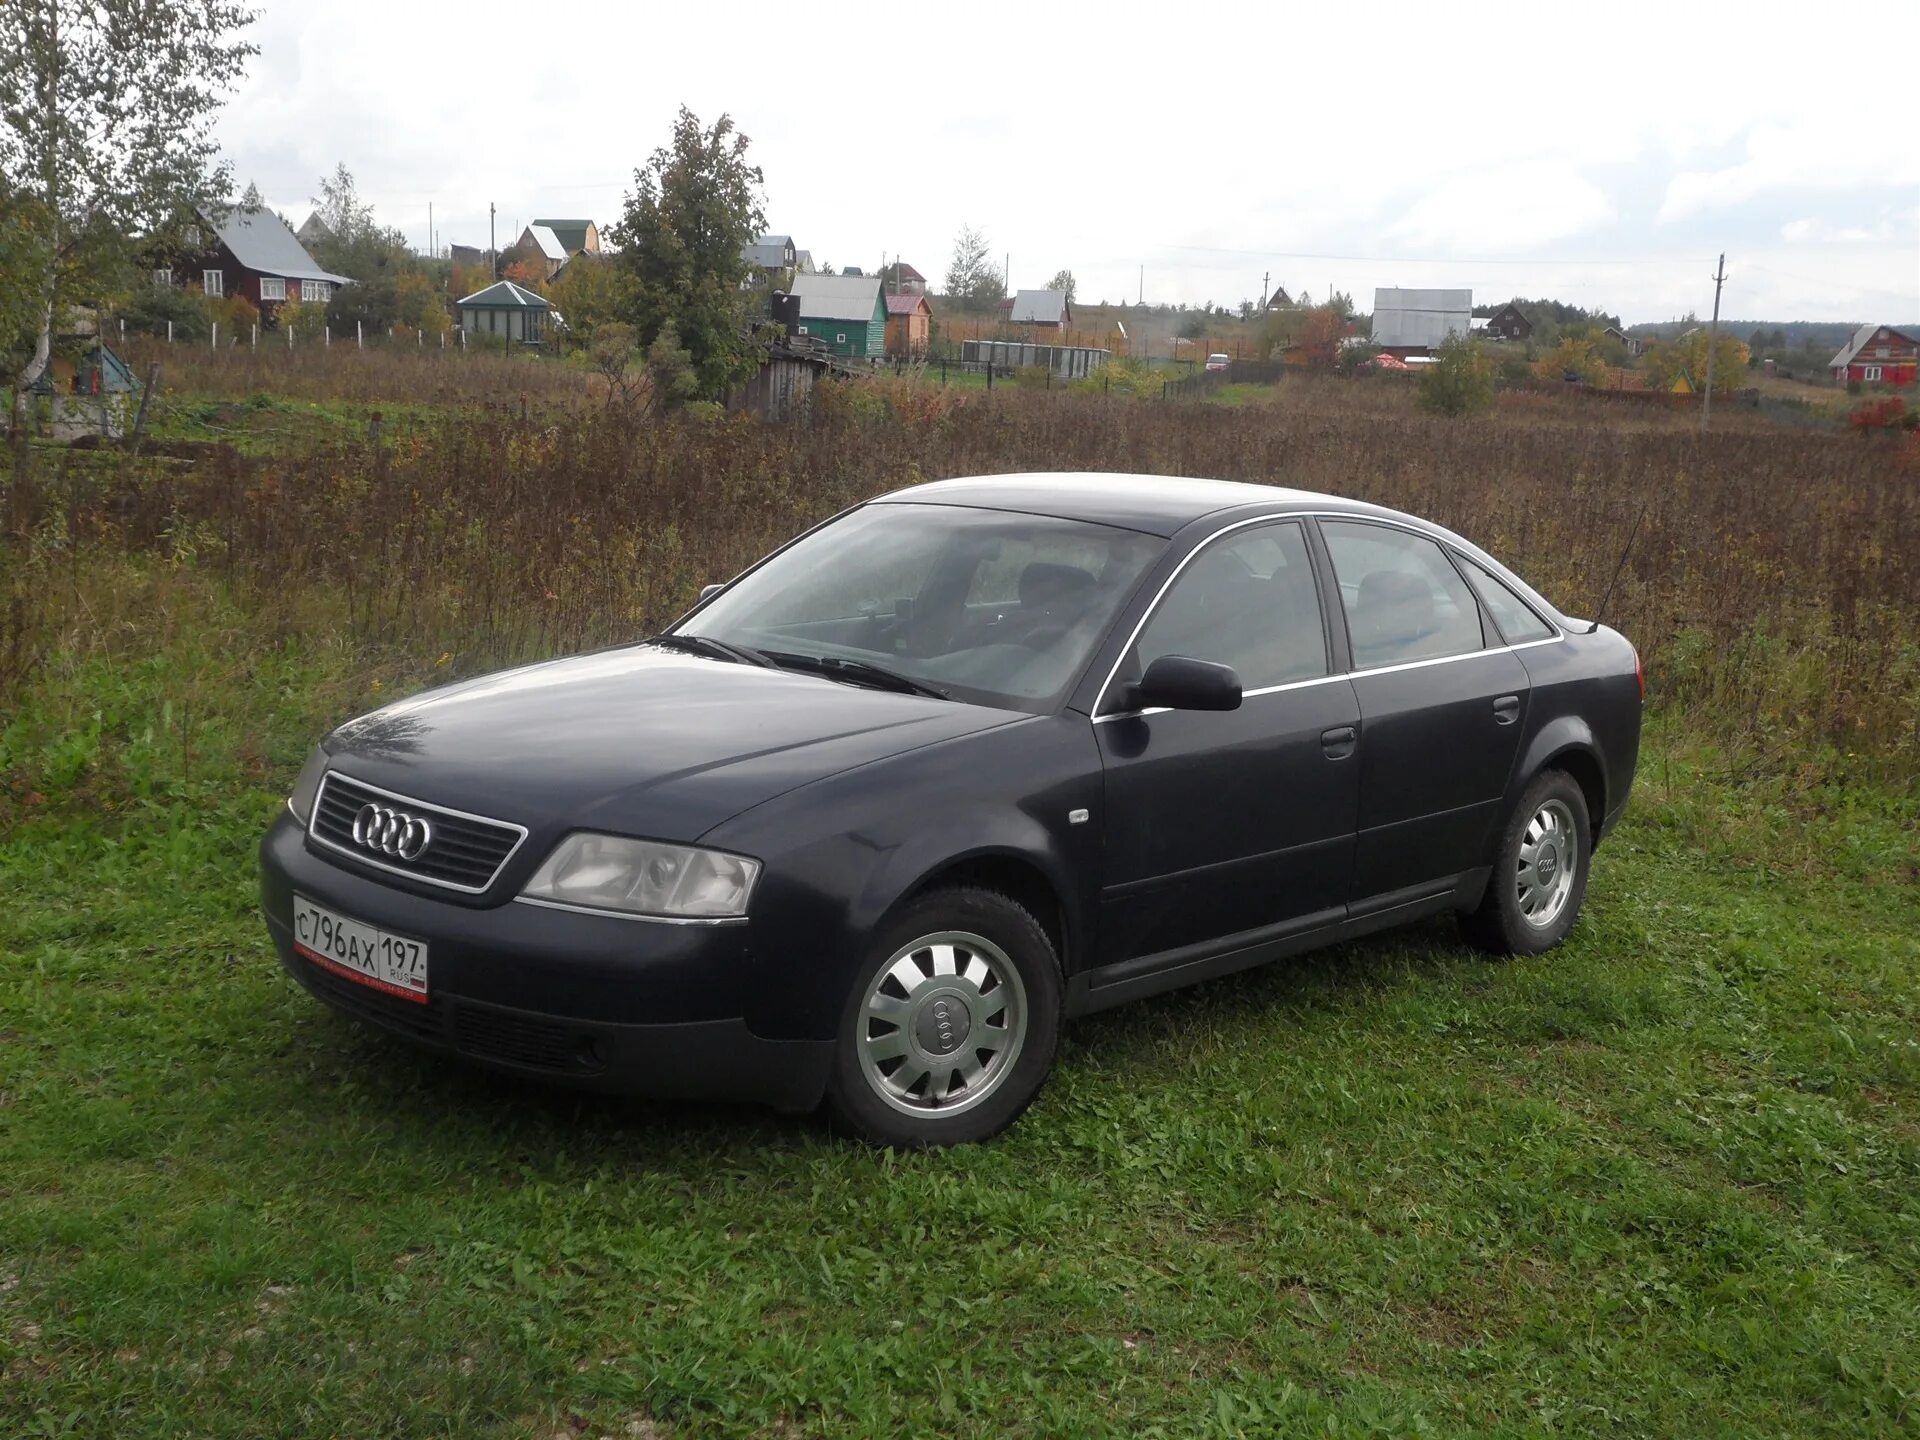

{"left": 455, "top": 280, "right": 551, "bottom": 310}
{"left": 532, "top": 219, "right": 594, "bottom": 251}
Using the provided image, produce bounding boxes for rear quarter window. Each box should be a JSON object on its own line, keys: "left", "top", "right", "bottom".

{"left": 1458, "top": 557, "right": 1555, "bottom": 644}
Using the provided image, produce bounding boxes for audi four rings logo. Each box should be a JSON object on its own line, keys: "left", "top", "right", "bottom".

{"left": 351, "top": 802, "right": 434, "bottom": 861}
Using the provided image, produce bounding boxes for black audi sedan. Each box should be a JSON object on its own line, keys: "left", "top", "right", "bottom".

{"left": 261, "top": 473, "right": 1642, "bottom": 1146}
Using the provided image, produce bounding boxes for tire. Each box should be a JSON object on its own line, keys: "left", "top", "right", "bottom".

{"left": 824, "top": 887, "right": 1062, "bottom": 1148}
{"left": 1462, "top": 769, "right": 1592, "bottom": 956}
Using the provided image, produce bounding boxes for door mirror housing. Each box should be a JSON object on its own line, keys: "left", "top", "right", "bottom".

{"left": 1130, "top": 655, "right": 1242, "bottom": 712}
{"left": 698, "top": 583, "right": 724, "bottom": 603}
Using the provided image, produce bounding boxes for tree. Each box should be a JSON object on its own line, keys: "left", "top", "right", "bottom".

{"left": 1641, "top": 331, "right": 1748, "bottom": 391}
{"left": 548, "top": 254, "right": 636, "bottom": 348}
{"left": 1533, "top": 336, "right": 1607, "bottom": 385}
{"left": 1298, "top": 305, "right": 1346, "bottom": 369}
{"left": 304, "top": 163, "right": 410, "bottom": 283}
{"left": 240, "top": 179, "right": 263, "bottom": 209}
{"left": 1417, "top": 337, "right": 1496, "bottom": 417}
{"left": 611, "top": 106, "right": 767, "bottom": 401}
{"left": 2, "top": 1, "right": 256, "bottom": 449}
{"left": 944, "top": 224, "right": 1002, "bottom": 304}
{"left": 1047, "top": 268, "right": 1076, "bottom": 303}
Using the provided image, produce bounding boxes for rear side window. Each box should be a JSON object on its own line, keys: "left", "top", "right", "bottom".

{"left": 1134, "top": 521, "right": 1327, "bottom": 690}
{"left": 1458, "top": 557, "right": 1554, "bottom": 643}
{"left": 1321, "top": 521, "right": 1486, "bottom": 669}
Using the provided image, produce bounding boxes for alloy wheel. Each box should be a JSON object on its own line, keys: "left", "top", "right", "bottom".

{"left": 856, "top": 931, "right": 1028, "bottom": 1117}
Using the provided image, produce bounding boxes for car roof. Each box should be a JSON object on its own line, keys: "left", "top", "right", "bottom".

{"left": 875, "top": 471, "right": 1399, "bottom": 538}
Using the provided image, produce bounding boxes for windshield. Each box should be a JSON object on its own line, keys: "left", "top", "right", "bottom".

{"left": 681, "top": 502, "right": 1166, "bottom": 712}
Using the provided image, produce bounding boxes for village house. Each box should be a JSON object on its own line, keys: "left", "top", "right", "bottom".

{"left": 159, "top": 205, "right": 349, "bottom": 324}
{"left": 789, "top": 273, "right": 886, "bottom": 358}
{"left": 1829, "top": 323, "right": 1919, "bottom": 387}
{"left": 1372, "top": 287, "right": 1472, "bottom": 356}
{"left": 1479, "top": 302, "right": 1534, "bottom": 342}
{"left": 742, "top": 233, "right": 799, "bottom": 279}
{"left": 534, "top": 219, "right": 601, "bottom": 257}
{"left": 885, "top": 292, "right": 932, "bottom": 359}
{"left": 880, "top": 261, "right": 928, "bottom": 296}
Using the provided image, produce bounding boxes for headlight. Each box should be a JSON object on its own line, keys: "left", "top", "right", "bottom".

{"left": 287, "top": 747, "right": 329, "bottom": 825}
{"left": 520, "top": 834, "right": 760, "bottom": 919}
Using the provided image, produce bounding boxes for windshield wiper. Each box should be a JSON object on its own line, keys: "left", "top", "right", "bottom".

{"left": 647, "top": 633, "right": 775, "bottom": 668}
{"left": 761, "top": 650, "right": 950, "bottom": 700}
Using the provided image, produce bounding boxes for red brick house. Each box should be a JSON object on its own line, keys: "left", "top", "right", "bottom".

{"left": 1829, "top": 323, "right": 1918, "bottom": 387}
{"left": 158, "top": 206, "right": 349, "bottom": 324}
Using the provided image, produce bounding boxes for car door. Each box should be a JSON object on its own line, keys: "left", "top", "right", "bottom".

{"left": 1094, "top": 519, "right": 1362, "bottom": 964}
{"left": 1317, "top": 519, "right": 1530, "bottom": 904}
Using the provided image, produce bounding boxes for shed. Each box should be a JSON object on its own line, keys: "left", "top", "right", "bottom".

{"left": 885, "top": 292, "right": 932, "bottom": 358}
{"left": 790, "top": 273, "right": 886, "bottom": 358}
{"left": 455, "top": 280, "right": 556, "bottom": 344}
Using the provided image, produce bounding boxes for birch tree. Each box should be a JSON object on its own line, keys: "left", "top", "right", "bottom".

{"left": 2, "top": 0, "right": 256, "bottom": 435}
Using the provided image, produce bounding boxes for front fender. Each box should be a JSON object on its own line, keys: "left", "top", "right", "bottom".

{"left": 706, "top": 714, "right": 1102, "bottom": 1043}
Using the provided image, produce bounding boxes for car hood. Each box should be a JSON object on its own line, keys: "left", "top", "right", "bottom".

{"left": 323, "top": 645, "right": 1024, "bottom": 841}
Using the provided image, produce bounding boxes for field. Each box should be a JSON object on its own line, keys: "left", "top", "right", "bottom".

{"left": 3, "top": 360, "right": 1918, "bottom": 1436}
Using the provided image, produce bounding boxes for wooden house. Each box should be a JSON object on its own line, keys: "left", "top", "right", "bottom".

{"left": 1481, "top": 302, "right": 1534, "bottom": 342}
{"left": 1830, "top": 323, "right": 1919, "bottom": 387}
{"left": 790, "top": 274, "right": 886, "bottom": 358}
{"left": 160, "top": 206, "right": 349, "bottom": 324}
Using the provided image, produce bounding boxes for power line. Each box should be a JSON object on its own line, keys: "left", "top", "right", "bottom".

{"left": 1141, "top": 241, "right": 1712, "bottom": 267}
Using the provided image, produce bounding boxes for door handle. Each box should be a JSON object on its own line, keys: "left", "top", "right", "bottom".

{"left": 1320, "top": 724, "right": 1357, "bottom": 759}
{"left": 1492, "top": 694, "right": 1521, "bottom": 725}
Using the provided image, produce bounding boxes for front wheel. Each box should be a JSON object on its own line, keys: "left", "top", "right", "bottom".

{"left": 1462, "top": 770, "right": 1592, "bottom": 956}
{"left": 824, "top": 887, "right": 1062, "bottom": 1147}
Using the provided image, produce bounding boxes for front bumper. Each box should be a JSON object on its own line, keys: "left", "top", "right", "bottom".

{"left": 259, "top": 814, "right": 833, "bottom": 1112}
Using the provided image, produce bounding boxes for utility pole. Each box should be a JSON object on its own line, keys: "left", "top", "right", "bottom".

{"left": 489, "top": 203, "right": 497, "bottom": 280}
{"left": 1260, "top": 271, "right": 1269, "bottom": 311}
{"left": 1701, "top": 252, "right": 1727, "bottom": 433}
{"left": 428, "top": 201, "right": 434, "bottom": 260}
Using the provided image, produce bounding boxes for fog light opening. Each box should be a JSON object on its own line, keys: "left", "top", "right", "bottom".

{"left": 574, "top": 1035, "right": 605, "bottom": 1071}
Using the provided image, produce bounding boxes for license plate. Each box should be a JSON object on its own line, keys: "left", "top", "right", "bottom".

{"left": 292, "top": 894, "right": 429, "bottom": 1004}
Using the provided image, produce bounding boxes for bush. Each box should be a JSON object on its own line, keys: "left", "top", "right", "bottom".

{"left": 1417, "top": 337, "right": 1496, "bottom": 418}
{"left": 119, "top": 283, "right": 211, "bottom": 342}
{"left": 1848, "top": 395, "right": 1914, "bottom": 432}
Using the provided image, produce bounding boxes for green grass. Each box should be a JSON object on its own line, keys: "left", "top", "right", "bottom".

{"left": 3, "top": 568, "right": 1918, "bottom": 1437}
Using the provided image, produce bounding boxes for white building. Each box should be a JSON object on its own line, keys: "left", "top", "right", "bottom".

{"left": 1372, "top": 287, "right": 1472, "bottom": 350}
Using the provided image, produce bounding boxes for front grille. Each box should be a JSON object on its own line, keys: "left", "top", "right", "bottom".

{"left": 311, "top": 772, "right": 525, "bottom": 892}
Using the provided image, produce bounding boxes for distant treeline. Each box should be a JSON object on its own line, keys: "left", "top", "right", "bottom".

{"left": 1473, "top": 297, "right": 1622, "bottom": 331}
{"left": 1626, "top": 319, "right": 1920, "bottom": 349}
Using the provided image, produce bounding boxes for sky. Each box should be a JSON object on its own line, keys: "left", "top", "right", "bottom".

{"left": 217, "top": 0, "right": 1920, "bottom": 326}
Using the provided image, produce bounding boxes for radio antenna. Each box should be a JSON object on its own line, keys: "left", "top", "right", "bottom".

{"left": 1587, "top": 499, "right": 1649, "bottom": 635}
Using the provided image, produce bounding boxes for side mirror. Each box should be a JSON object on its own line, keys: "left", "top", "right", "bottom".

{"left": 1131, "top": 655, "right": 1242, "bottom": 712}
{"left": 698, "top": 583, "right": 724, "bottom": 603}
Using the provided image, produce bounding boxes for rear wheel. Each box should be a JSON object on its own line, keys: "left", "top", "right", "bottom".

{"left": 1462, "top": 769, "right": 1592, "bottom": 956}
{"left": 825, "top": 887, "right": 1062, "bottom": 1147}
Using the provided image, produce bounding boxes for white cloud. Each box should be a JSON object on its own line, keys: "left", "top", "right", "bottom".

{"left": 1385, "top": 168, "right": 1616, "bottom": 254}
{"left": 1659, "top": 123, "right": 1920, "bottom": 224}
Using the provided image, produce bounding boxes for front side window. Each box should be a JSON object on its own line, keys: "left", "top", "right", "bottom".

{"left": 1864, "top": 365, "right": 1882, "bottom": 382}
{"left": 1131, "top": 521, "right": 1326, "bottom": 692}
{"left": 1322, "top": 521, "right": 1486, "bottom": 669}
{"left": 1457, "top": 556, "right": 1554, "bottom": 643}
{"left": 203, "top": 269, "right": 223, "bottom": 296}
{"left": 259, "top": 276, "right": 286, "bottom": 302}
{"left": 301, "top": 279, "right": 328, "bottom": 303}
{"left": 152, "top": 269, "right": 173, "bottom": 288}
{"left": 686, "top": 503, "right": 1164, "bottom": 712}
